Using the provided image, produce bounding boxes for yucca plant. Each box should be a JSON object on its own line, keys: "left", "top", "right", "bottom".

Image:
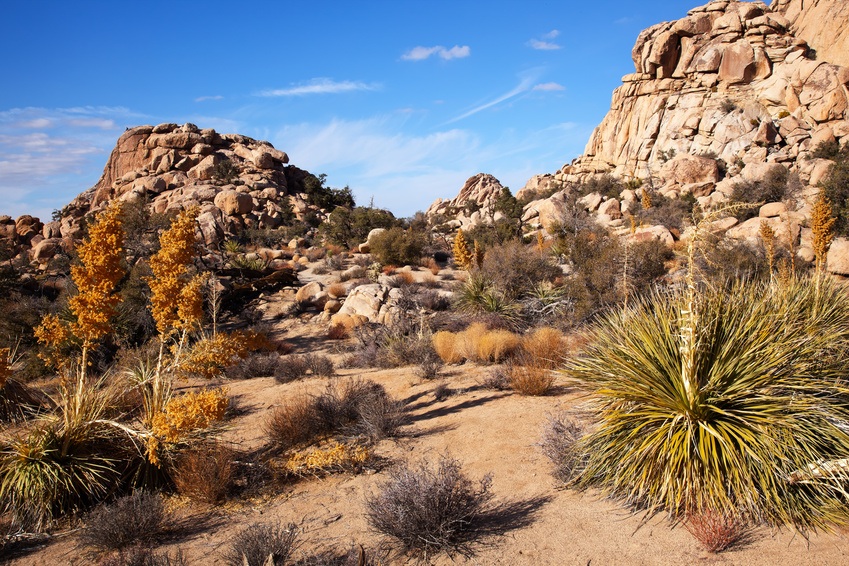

{"left": 564, "top": 276, "right": 849, "bottom": 532}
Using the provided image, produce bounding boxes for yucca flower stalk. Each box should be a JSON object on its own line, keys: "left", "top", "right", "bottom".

{"left": 565, "top": 276, "right": 849, "bottom": 531}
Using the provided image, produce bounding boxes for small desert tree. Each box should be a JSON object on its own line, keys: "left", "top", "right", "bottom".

{"left": 453, "top": 229, "right": 473, "bottom": 270}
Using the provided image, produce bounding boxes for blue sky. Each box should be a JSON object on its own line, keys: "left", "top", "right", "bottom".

{"left": 0, "top": 0, "right": 701, "bottom": 220}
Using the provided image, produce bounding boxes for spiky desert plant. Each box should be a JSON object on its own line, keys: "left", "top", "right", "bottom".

{"left": 453, "top": 229, "right": 473, "bottom": 271}
{"left": 565, "top": 276, "right": 849, "bottom": 531}
{"left": 759, "top": 220, "right": 776, "bottom": 281}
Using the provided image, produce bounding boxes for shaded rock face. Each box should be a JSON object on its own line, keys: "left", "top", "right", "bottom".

{"left": 772, "top": 0, "right": 849, "bottom": 68}
{"left": 556, "top": 0, "right": 849, "bottom": 186}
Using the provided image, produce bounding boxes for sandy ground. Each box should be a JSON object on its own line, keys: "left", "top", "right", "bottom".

{"left": 5, "top": 262, "right": 849, "bottom": 565}
{"left": 7, "top": 355, "right": 849, "bottom": 565}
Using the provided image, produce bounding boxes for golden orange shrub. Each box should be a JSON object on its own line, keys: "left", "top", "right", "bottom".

{"left": 151, "top": 387, "right": 229, "bottom": 444}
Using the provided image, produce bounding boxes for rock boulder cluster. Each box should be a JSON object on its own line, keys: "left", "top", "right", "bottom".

{"left": 1, "top": 123, "right": 326, "bottom": 270}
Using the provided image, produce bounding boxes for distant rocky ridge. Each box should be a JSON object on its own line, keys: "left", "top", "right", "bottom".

{"left": 1, "top": 122, "right": 328, "bottom": 271}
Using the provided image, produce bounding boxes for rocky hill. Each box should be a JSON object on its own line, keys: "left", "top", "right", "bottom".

{"left": 772, "top": 0, "right": 849, "bottom": 68}
{"left": 0, "top": 123, "right": 332, "bottom": 272}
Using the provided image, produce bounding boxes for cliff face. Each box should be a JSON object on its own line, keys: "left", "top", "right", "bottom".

{"left": 771, "top": 0, "right": 849, "bottom": 68}
{"left": 555, "top": 0, "right": 848, "bottom": 185}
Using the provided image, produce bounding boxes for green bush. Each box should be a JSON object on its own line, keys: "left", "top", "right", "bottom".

{"left": 566, "top": 277, "right": 849, "bottom": 529}
{"left": 318, "top": 206, "right": 399, "bottom": 248}
{"left": 369, "top": 227, "right": 428, "bottom": 266}
{"left": 729, "top": 166, "right": 797, "bottom": 221}
{"left": 817, "top": 142, "right": 849, "bottom": 236}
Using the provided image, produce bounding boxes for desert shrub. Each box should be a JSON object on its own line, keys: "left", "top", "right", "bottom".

{"left": 369, "top": 227, "right": 428, "bottom": 266}
{"left": 326, "top": 324, "right": 349, "bottom": 340}
{"left": 172, "top": 442, "right": 234, "bottom": 504}
{"left": 698, "top": 239, "right": 768, "bottom": 284}
{"left": 729, "top": 166, "right": 797, "bottom": 220}
{"left": 684, "top": 510, "right": 751, "bottom": 553}
{"left": 432, "top": 331, "right": 463, "bottom": 364}
{"left": 343, "top": 323, "right": 439, "bottom": 370}
{"left": 576, "top": 174, "right": 622, "bottom": 199}
{"left": 507, "top": 362, "right": 555, "bottom": 396}
{"left": 265, "top": 395, "right": 323, "bottom": 451}
{"left": 465, "top": 217, "right": 523, "bottom": 247}
{"left": 246, "top": 227, "right": 291, "bottom": 248}
{"left": 634, "top": 191, "right": 696, "bottom": 231}
{"left": 817, "top": 142, "right": 849, "bottom": 236}
{"left": 224, "top": 522, "right": 298, "bottom": 566}
{"left": 266, "top": 380, "right": 404, "bottom": 450}
{"left": 326, "top": 283, "right": 347, "bottom": 298}
{"left": 282, "top": 441, "right": 371, "bottom": 477}
{"left": 365, "top": 455, "right": 494, "bottom": 559}
{"left": 225, "top": 352, "right": 280, "bottom": 380}
{"left": 566, "top": 277, "right": 849, "bottom": 529}
{"left": 454, "top": 275, "right": 523, "bottom": 328}
{"left": 78, "top": 492, "right": 169, "bottom": 553}
{"left": 521, "top": 327, "right": 565, "bottom": 370}
{"left": 470, "top": 329, "right": 522, "bottom": 363}
{"left": 478, "top": 241, "right": 562, "bottom": 300}
{"left": 98, "top": 547, "right": 189, "bottom": 566}
{"left": 0, "top": 377, "right": 45, "bottom": 422}
{"left": 480, "top": 367, "right": 511, "bottom": 391}
{"left": 539, "top": 413, "right": 584, "bottom": 483}
{"left": 319, "top": 205, "right": 400, "bottom": 248}
{"left": 274, "top": 354, "right": 334, "bottom": 383}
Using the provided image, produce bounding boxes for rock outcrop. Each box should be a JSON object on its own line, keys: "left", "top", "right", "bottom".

{"left": 555, "top": 0, "right": 848, "bottom": 186}
{"left": 772, "top": 0, "right": 849, "bottom": 68}
{"left": 425, "top": 173, "right": 508, "bottom": 230}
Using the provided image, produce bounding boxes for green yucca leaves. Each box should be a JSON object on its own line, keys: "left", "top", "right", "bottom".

{"left": 565, "top": 277, "right": 849, "bottom": 531}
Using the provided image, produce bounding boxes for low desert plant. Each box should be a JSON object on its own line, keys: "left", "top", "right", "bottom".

{"left": 365, "top": 455, "right": 494, "bottom": 558}
{"left": 224, "top": 522, "right": 298, "bottom": 566}
{"left": 282, "top": 441, "right": 371, "bottom": 477}
{"left": 78, "top": 491, "right": 170, "bottom": 553}
{"left": 434, "top": 323, "right": 522, "bottom": 365}
{"left": 566, "top": 277, "right": 849, "bottom": 529}
{"left": 539, "top": 413, "right": 584, "bottom": 483}
{"left": 225, "top": 352, "right": 280, "bottom": 380}
{"left": 520, "top": 327, "right": 565, "bottom": 370}
{"left": 507, "top": 362, "right": 555, "bottom": 396}
{"left": 265, "top": 395, "right": 324, "bottom": 451}
{"left": 172, "top": 442, "right": 235, "bottom": 504}
{"left": 326, "top": 324, "right": 349, "bottom": 340}
{"left": 684, "top": 509, "right": 751, "bottom": 553}
{"left": 432, "top": 331, "right": 463, "bottom": 364}
{"left": 98, "top": 547, "right": 189, "bottom": 566}
{"left": 274, "top": 354, "right": 334, "bottom": 383}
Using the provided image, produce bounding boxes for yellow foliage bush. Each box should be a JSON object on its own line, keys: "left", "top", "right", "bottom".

{"left": 147, "top": 208, "right": 200, "bottom": 337}
{"left": 432, "top": 331, "right": 462, "bottom": 364}
{"left": 178, "top": 330, "right": 268, "bottom": 379}
{"left": 282, "top": 441, "right": 371, "bottom": 477}
{"left": 151, "top": 387, "right": 229, "bottom": 444}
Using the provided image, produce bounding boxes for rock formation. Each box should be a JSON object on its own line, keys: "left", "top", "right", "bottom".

{"left": 1, "top": 122, "right": 330, "bottom": 271}
{"left": 425, "top": 173, "right": 509, "bottom": 230}
{"left": 772, "top": 0, "right": 849, "bottom": 68}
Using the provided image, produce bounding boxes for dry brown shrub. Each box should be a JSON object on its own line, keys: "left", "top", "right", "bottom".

{"left": 685, "top": 510, "right": 751, "bottom": 553}
{"left": 508, "top": 363, "right": 555, "bottom": 396}
{"left": 306, "top": 247, "right": 326, "bottom": 261}
{"left": 396, "top": 271, "right": 415, "bottom": 285}
{"left": 172, "top": 442, "right": 235, "bottom": 504}
{"left": 327, "top": 324, "right": 350, "bottom": 340}
{"left": 265, "top": 393, "right": 323, "bottom": 451}
{"left": 327, "top": 283, "right": 347, "bottom": 298}
{"left": 382, "top": 265, "right": 397, "bottom": 275}
{"left": 432, "top": 331, "right": 463, "bottom": 364}
{"left": 426, "top": 258, "right": 441, "bottom": 275}
{"left": 455, "top": 323, "right": 488, "bottom": 361}
{"left": 522, "top": 327, "right": 565, "bottom": 370}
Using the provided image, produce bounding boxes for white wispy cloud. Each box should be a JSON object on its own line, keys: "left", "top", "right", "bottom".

{"left": 533, "top": 82, "right": 565, "bottom": 92}
{"left": 446, "top": 70, "right": 542, "bottom": 124}
{"left": 257, "top": 78, "right": 379, "bottom": 97}
{"left": 402, "top": 45, "right": 471, "bottom": 61}
{"left": 195, "top": 95, "right": 224, "bottom": 102}
{"left": 528, "top": 30, "right": 562, "bottom": 50}
{"left": 0, "top": 106, "right": 137, "bottom": 219}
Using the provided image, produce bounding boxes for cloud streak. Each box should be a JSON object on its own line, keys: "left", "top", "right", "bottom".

{"left": 257, "top": 78, "right": 379, "bottom": 97}
{"left": 533, "top": 82, "right": 565, "bottom": 92}
{"left": 528, "top": 30, "right": 561, "bottom": 50}
{"left": 446, "top": 71, "right": 542, "bottom": 124}
{"left": 402, "top": 45, "right": 471, "bottom": 61}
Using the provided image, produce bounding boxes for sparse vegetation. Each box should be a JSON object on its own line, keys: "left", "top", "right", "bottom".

{"left": 365, "top": 455, "right": 494, "bottom": 559}
{"left": 78, "top": 491, "right": 170, "bottom": 553}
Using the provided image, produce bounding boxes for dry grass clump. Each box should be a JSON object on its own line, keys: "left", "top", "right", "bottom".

{"left": 506, "top": 362, "right": 555, "bottom": 396}
{"left": 326, "top": 324, "right": 350, "bottom": 340}
{"left": 98, "top": 547, "right": 188, "bottom": 566}
{"left": 78, "top": 491, "right": 171, "bottom": 553}
{"left": 432, "top": 331, "right": 463, "bottom": 364}
{"left": 224, "top": 352, "right": 280, "bottom": 380}
{"left": 265, "top": 394, "right": 324, "bottom": 451}
{"left": 365, "top": 455, "right": 494, "bottom": 559}
{"left": 432, "top": 323, "right": 521, "bottom": 364}
{"left": 223, "top": 522, "right": 298, "bottom": 566}
{"left": 684, "top": 510, "right": 752, "bottom": 553}
{"left": 520, "top": 327, "right": 566, "bottom": 370}
{"left": 326, "top": 283, "right": 347, "bottom": 298}
{"left": 172, "top": 442, "right": 235, "bottom": 504}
